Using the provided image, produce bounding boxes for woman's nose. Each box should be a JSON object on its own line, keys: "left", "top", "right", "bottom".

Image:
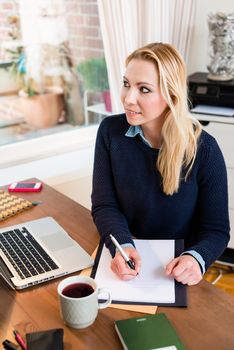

{"left": 124, "top": 88, "right": 137, "bottom": 105}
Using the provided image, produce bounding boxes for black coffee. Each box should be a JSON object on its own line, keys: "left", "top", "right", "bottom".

{"left": 62, "top": 282, "right": 94, "bottom": 298}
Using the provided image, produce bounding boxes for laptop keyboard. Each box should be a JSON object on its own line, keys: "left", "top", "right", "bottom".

{"left": 0, "top": 227, "right": 59, "bottom": 279}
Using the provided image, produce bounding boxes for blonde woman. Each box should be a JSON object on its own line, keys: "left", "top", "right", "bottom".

{"left": 91, "top": 43, "right": 230, "bottom": 286}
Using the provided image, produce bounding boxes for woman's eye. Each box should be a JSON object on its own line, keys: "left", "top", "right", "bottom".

{"left": 140, "top": 86, "right": 151, "bottom": 93}
{"left": 123, "top": 80, "right": 130, "bottom": 88}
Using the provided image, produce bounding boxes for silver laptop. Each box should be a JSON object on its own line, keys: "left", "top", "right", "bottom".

{"left": 0, "top": 216, "right": 94, "bottom": 290}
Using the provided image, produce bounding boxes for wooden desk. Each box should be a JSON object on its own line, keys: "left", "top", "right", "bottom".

{"left": 1, "top": 180, "right": 234, "bottom": 349}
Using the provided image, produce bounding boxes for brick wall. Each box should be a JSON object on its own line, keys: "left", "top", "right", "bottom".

{"left": 0, "top": 0, "right": 20, "bottom": 61}
{"left": 0, "top": 0, "right": 105, "bottom": 65}
{"left": 65, "top": 0, "right": 104, "bottom": 65}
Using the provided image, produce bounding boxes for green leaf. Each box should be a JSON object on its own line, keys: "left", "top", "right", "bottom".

{"left": 77, "top": 57, "right": 109, "bottom": 91}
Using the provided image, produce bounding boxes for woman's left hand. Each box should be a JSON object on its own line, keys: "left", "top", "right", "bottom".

{"left": 165, "top": 255, "right": 202, "bottom": 285}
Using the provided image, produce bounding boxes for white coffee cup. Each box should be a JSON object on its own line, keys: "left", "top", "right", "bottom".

{"left": 57, "top": 275, "right": 111, "bottom": 329}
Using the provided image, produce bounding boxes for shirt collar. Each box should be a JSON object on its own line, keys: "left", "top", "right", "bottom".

{"left": 125, "top": 125, "right": 152, "bottom": 148}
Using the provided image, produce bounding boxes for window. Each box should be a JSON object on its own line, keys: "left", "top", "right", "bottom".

{"left": 0, "top": 0, "right": 111, "bottom": 147}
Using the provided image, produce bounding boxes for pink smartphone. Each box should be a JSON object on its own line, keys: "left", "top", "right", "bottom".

{"left": 8, "top": 182, "right": 43, "bottom": 192}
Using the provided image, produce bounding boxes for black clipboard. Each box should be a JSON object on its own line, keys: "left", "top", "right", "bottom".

{"left": 91, "top": 239, "right": 187, "bottom": 307}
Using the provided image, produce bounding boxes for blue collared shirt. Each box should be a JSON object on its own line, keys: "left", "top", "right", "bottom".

{"left": 123, "top": 125, "right": 205, "bottom": 274}
{"left": 125, "top": 125, "right": 153, "bottom": 147}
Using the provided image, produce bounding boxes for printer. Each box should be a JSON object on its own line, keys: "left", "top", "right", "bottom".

{"left": 188, "top": 72, "right": 234, "bottom": 117}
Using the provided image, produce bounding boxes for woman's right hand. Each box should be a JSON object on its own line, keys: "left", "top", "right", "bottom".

{"left": 110, "top": 247, "right": 141, "bottom": 280}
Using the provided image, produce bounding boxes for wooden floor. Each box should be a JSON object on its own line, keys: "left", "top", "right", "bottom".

{"left": 204, "top": 262, "right": 234, "bottom": 296}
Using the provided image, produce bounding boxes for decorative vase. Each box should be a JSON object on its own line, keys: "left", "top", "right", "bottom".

{"left": 207, "top": 12, "right": 234, "bottom": 81}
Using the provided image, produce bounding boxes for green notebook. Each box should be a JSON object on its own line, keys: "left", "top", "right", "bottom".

{"left": 115, "top": 313, "right": 186, "bottom": 350}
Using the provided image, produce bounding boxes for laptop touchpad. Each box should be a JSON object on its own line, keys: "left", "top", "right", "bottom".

{"left": 41, "top": 232, "right": 75, "bottom": 251}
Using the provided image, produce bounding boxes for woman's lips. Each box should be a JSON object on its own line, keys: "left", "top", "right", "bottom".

{"left": 125, "top": 108, "right": 142, "bottom": 115}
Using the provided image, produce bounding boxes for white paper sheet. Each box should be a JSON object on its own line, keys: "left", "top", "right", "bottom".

{"left": 95, "top": 240, "right": 175, "bottom": 304}
{"left": 191, "top": 104, "right": 234, "bottom": 117}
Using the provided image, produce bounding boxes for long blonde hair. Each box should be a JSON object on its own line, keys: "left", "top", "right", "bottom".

{"left": 126, "top": 42, "right": 202, "bottom": 195}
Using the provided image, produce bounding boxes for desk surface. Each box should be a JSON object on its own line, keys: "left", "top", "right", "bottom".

{"left": 0, "top": 180, "right": 234, "bottom": 350}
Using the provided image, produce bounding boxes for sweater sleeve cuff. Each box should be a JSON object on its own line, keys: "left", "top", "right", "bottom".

{"left": 181, "top": 250, "right": 206, "bottom": 274}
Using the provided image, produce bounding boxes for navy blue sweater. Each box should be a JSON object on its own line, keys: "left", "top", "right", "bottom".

{"left": 91, "top": 114, "right": 230, "bottom": 270}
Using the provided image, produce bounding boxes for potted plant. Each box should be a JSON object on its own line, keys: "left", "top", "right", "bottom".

{"left": 77, "top": 57, "right": 112, "bottom": 112}
{"left": 18, "top": 84, "right": 65, "bottom": 129}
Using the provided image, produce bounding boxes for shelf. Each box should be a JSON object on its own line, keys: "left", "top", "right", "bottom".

{"left": 86, "top": 103, "right": 112, "bottom": 116}
{"left": 84, "top": 89, "right": 113, "bottom": 125}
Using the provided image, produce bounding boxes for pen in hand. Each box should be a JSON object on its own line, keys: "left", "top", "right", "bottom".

{"left": 109, "top": 234, "right": 138, "bottom": 273}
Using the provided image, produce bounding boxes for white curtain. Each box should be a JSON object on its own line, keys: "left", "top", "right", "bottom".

{"left": 169, "top": 0, "right": 197, "bottom": 62}
{"left": 97, "top": 0, "right": 197, "bottom": 113}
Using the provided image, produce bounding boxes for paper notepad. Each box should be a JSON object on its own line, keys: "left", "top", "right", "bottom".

{"left": 80, "top": 247, "right": 158, "bottom": 314}
{"left": 91, "top": 239, "right": 187, "bottom": 306}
